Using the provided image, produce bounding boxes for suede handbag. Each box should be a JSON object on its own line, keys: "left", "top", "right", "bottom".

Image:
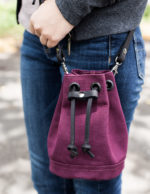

{"left": 47, "top": 31, "right": 134, "bottom": 180}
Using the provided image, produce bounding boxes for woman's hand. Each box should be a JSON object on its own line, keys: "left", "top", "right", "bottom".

{"left": 29, "top": 0, "right": 74, "bottom": 48}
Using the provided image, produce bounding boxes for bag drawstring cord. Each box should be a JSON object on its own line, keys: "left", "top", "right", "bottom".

{"left": 68, "top": 82, "right": 101, "bottom": 159}
{"left": 82, "top": 83, "right": 101, "bottom": 158}
{"left": 67, "top": 83, "right": 80, "bottom": 158}
{"left": 82, "top": 97, "right": 95, "bottom": 158}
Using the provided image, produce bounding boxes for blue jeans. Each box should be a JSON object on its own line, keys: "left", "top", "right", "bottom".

{"left": 20, "top": 27, "right": 146, "bottom": 194}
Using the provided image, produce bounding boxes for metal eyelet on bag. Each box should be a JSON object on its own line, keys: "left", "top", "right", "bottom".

{"left": 106, "top": 80, "right": 114, "bottom": 91}
{"left": 90, "top": 82, "right": 101, "bottom": 92}
{"left": 69, "top": 82, "right": 80, "bottom": 92}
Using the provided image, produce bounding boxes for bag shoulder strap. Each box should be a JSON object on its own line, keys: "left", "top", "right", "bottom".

{"left": 116, "top": 30, "right": 135, "bottom": 63}
{"left": 111, "top": 30, "right": 135, "bottom": 75}
{"left": 56, "top": 30, "right": 135, "bottom": 75}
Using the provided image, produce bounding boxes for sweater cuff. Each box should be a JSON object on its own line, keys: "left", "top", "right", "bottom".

{"left": 55, "top": 0, "right": 92, "bottom": 26}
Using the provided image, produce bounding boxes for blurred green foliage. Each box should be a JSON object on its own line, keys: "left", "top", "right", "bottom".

{"left": 0, "top": 0, "right": 23, "bottom": 37}
{"left": 0, "top": 1, "right": 149, "bottom": 38}
{"left": 144, "top": 5, "right": 150, "bottom": 20}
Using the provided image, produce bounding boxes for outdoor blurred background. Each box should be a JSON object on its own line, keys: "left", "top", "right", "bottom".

{"left": 0, "top": 0, "right": 150, "bottom": 194}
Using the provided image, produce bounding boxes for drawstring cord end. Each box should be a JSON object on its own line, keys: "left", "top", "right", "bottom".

{"left": 82, "top": 144, "right": 95, "bottom": 158}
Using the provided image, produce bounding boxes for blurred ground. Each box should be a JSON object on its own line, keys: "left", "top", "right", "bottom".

{"left": 0, "top": 37, "right": 150, "bottom": 194}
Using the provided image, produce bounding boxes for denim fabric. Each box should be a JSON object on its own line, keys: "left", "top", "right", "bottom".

{"left": 20, "top": 26, "right": 146, "bottom": 194}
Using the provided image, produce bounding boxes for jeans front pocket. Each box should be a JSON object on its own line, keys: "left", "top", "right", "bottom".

{"left": 42, "top": 45, "right": 53, "bottom": 59}
{"left": 133, "top": 28, "right": 146, "bottom": 80}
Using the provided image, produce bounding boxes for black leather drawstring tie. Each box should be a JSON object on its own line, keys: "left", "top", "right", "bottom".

{"left": 67, "top": 83, "right": 80, "bottom": 158}
{"left": 68, "top": 82, "right": 101, "bottom": 159}
{"left": 82, "top": 83, "right": 101, "bottom": 158}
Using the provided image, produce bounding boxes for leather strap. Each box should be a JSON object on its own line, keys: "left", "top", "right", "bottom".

{"left": 56, "top": 30, "right": 135, "bottom": 75}
{"left": 82, "top": 98, "right": 95, "bottom": 158}
{"left": 116, "top": 30, "right": 135, "bottom": 64}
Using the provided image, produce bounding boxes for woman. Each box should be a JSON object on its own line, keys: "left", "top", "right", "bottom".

{"left": 17, "top": 0, "right": 148, "bottom": 193}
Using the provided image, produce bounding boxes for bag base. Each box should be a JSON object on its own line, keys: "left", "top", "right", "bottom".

{"left": 49, "top": 159, "right": 124, "bottom": 180}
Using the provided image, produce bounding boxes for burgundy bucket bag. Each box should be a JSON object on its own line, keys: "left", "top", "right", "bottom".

{"left": 47, "top": 31, "right": 134, "bottom": 180}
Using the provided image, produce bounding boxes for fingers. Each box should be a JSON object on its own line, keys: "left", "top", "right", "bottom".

{"left": 40, "top": 35, "right": 48, "bottom": 46}
{"left": 39, "top": 36, "right": 58, "bottom": 48}
{"left": 34, "top": 30, "right": 41, "bottom": 37}
{"left": 46, "top": 39, "right": 58, "bottom": 48}
{"left": 29, "top": 24, "right": 59, "bottom": 48}
{"left": 29, "top": 22, "right": 35, "bottom": 34}
{"left": 29, "top": 18, "right": 59, "bottom": 48}
{"left": 29, "top": 17, "right": 41, "bottom": 37}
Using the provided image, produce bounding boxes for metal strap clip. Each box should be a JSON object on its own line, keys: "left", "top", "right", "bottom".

{"left": 111, "top": 56, "right": 122, "bottom": 76}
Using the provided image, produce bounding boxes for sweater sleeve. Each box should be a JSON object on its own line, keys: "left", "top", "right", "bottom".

{"left": 55, "top": 0, "right": 120, "bottom": 26}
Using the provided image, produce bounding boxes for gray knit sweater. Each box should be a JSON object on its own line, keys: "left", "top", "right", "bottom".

{"left": 55, "top": 0, "right": 148, "bottom": 40}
